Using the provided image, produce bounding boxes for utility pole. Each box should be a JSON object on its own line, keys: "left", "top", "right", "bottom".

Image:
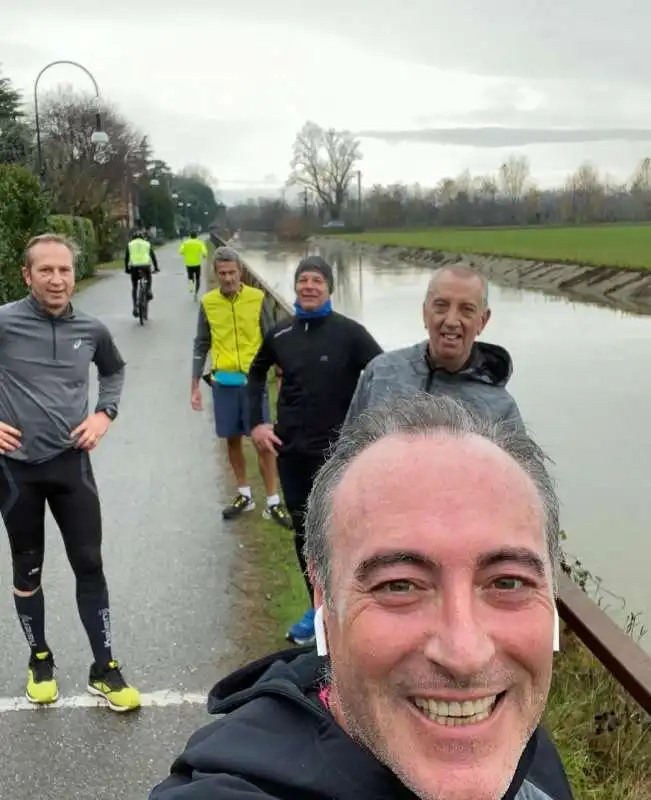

{"left": 356, "top": 169, "right": 362, "bottom": 225}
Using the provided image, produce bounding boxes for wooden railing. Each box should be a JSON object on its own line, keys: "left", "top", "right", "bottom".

{"left": 208, "top": 231, "right": 651, "bottom": 717}
{"left": 557, "top": 573, "right": 651, "bottom": 714}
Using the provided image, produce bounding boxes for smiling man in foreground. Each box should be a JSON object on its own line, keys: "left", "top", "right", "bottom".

{"left": 150, "top": 393, "right": 573, "bottom": 800}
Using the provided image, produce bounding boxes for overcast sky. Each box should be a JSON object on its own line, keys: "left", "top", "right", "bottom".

{"left": 3, "top": 0, "right": 651, "bottom": 200}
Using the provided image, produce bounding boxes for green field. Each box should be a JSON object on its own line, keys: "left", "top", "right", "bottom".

{"left": 336, "top": 224, "right": 651, "bottom": 270}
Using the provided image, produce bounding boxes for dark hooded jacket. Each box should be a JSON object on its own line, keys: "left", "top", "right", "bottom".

{"left": 150, "top": 647, "right": 573, "bottom": 800}
{"left": 344, "top": 340, "right": 524, "bottom": 431}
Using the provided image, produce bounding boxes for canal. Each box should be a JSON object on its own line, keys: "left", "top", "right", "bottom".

{"left": 237, "top": 239, "right": 651, "bottom": 650}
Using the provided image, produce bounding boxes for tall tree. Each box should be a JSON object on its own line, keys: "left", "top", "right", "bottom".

{"left": 0, "top": 69, "right": 22, "bottom": 119}
{"left": 0, "top": 68, "right": 31, "bottom": 166}
{"left": 174, "top": 173, "right": 219, "bottom": 230}
{"left": 498, "top": 154, "right": 530, "bottom": 205}
{"left": 179, "top": 162, "right": 217, "bottom": 188}
{"left": 289, "top": 121, "right": 361, "bottom": 221}
{"left": 38, "top": 88, "right": 143, "bottom": 215}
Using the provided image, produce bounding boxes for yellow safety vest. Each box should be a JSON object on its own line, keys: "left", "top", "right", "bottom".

{"left": 128, "top": 238, "right": 152, "bottom": 266}
{"left": 201, "top": 285, "right": 265, "bottom": 374}
{"left": 179, "top": 238, "right": 207, "bottom": 267}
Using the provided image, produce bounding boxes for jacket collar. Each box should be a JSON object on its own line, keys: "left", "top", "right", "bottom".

{"left": 27, "top": 293, "right": 75, "bottom": 321}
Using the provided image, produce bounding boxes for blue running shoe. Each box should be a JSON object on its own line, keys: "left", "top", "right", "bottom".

{"left": 287, "top": 608, "right": 316, "bottom": 645}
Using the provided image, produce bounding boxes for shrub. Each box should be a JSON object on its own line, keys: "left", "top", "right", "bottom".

{"left": 49, "top": 214, "right": 98, "bottom": 280}
{"left": 0, "top": 164, "right": 49, "bottom": 303}
{"left": 86, "top": 203, "right": 123, "bottom": 262}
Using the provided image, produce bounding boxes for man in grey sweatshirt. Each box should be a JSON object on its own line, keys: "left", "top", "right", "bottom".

{"left": 0, "top": 233, "right": 140, "bottom": 712}
{"left": 344, "top": 264, "right": 524, "bottom": 433}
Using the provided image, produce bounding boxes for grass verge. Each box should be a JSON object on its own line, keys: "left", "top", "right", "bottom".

{"left": 222, "top": 378, "right": 309, "bottom": 660}
{"left": 329, "top": 224, "right": 651, "bottom": 270}
{"left": 96, "top": 258, "right": 123, "bottom": 270}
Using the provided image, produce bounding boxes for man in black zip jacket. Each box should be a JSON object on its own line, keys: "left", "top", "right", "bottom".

{"left": 247, "top": 256, "right": 382, "bottom": 646}
{"left": 150, "top": 394, "right": 574, "bottom": 800}
{"left": 150, "top": 646, "right": 573, "bottom": 800}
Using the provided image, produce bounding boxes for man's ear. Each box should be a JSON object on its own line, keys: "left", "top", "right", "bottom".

{"left": 478, "top": 307, "right": 492, "bottom": 334}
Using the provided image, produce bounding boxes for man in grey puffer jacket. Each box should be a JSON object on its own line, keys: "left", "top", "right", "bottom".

{"left": 345, "top": 264, "right": 524, "bottom": 430}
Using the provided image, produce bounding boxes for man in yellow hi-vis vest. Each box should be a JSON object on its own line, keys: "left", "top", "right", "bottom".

{"left": 191, "top": 246, "right": 291, "bottom": 529}
{"left": 124, "top": 230, "right": 159, "bottom": 318}
{"left": 179, "top": 230, "right": 208, "bottom": 298}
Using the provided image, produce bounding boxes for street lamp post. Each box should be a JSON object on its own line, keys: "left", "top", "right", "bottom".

{"left": 34, "top": 60, "right": 109, "bottom": 183}
{"left": 355, "top": 169, "right": 362, "bottom": 225}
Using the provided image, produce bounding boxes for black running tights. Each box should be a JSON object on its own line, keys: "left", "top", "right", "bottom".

{"left": 0, "top": 449, "right": 113, "bottom": 667}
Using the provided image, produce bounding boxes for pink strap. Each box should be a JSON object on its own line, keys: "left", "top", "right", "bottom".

{"left": 318, "top": 685, "right": 331, "bottom": 710}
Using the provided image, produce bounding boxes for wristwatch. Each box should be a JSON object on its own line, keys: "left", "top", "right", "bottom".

{"left": 99, "top": 405, "right": 118, "bottom": 421}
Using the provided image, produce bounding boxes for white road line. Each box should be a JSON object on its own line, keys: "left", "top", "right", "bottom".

{"left": 0, "top": 690, "right": 207, "bottom": 713}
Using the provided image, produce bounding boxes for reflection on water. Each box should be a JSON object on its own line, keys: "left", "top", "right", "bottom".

{"left": 240, "top": 242, "right": 651, "bottom": 647}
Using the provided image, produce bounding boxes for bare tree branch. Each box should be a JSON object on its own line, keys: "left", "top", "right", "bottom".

{"left": 288, "top": 121, "right": 361, "bottom": 220}
{"left": 38, "top": 87, "right": 145, "bottom": 217}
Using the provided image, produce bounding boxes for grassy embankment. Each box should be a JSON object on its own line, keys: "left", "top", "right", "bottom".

{"left": 330, "top": 223, "right": 651, "bottom": 270}
{"left": 208, "top": 238, "right": 650, "bottom": 799}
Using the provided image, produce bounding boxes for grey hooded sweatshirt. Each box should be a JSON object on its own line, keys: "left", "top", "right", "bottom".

{"left": 345, "top": 339, "right": 524, "bottom": 431}
{"left": 0, "top": 295, "right": 126, "bottom": 464}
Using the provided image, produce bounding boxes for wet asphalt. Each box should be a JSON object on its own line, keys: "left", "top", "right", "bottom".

{"left": 0, "top": 243, "right": 241, "bottom": 799}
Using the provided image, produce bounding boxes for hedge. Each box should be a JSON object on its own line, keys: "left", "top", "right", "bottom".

{"left": 49, "top": 214, "right": 98, "bottom": 280}
{"left": 0, "top": 164, "right": 49, "bottom": 304}
{"left": 0, "top": 165, "right": 100, "bottom": 304}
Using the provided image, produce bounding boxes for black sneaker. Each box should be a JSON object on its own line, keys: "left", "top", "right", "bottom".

{"left": 263, "top": 503, "right": 293, "bottom": 530}
{"left": 222, "top": 493, "right": 255, "bottom": 520}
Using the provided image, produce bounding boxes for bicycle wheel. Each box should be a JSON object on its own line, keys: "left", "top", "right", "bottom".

{"left": 138, "top": 280, "right": 147, "bottom": 325}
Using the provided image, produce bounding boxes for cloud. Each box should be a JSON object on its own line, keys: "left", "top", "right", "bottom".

{"left": 11, "top": 0, "right": 651, "bottom": 88}
{"left": 209, "top": 0, "right": 651, "bottom": 88}
{"left": 357, "top": 127, "right": 651, "bottom": 148}
{"left": 3, "top": 0, "right": 651, "bottom": 189}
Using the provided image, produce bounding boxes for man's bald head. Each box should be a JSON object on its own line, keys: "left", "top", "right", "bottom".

{"left": 305, "top": 393, "right": 559, "bottom": 604}
{"left": 425, "top": 264, "right": 489, "bottom": 310}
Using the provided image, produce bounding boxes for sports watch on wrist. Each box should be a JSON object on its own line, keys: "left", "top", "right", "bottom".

{"left": 99, "top": 405, "right": 118, "bottom": 421}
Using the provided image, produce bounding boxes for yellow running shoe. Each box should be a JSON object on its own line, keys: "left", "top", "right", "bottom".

{"left": 26, "top": 651, "right": 59, "bottom": 705}
{"left": 87, "top": 660, "right": 141, "bottom": 713}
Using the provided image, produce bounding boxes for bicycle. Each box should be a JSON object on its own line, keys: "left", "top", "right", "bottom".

{"left": 135, "top": 267, "right": 151, "bottom": 325}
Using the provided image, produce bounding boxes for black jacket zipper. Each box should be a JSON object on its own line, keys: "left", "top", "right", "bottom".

{"left": 51, "top": 319, "right": 57, "bottom": 360}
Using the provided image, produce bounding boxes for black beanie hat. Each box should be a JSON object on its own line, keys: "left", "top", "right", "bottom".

{"left": 294, "top": 256, "right": 334, "bottom": 293}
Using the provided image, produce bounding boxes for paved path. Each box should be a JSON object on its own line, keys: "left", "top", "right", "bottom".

{"left": 0, "top": 243, "right": 240, "bottom": 798}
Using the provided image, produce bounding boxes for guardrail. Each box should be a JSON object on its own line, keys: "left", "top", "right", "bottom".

{"left": 557, "top": 573, "right": 651, "bottom": 714}
{"left": 208, "top": 231, "right": 651, "bottom": 717}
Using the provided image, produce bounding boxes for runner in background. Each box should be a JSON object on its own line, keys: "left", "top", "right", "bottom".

{"left": 179, "top": 231, "right": 208, "bottom": 299}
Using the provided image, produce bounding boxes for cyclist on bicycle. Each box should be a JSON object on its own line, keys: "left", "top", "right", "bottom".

{"left": 124, "top": 229, "right": 157, "bottom": 318}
